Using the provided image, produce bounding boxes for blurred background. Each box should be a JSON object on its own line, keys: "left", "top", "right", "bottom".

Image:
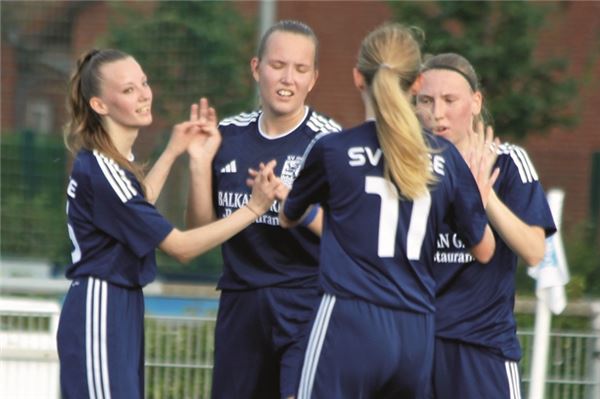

{"left": 0, "top": 1, "right": 599, "bottom": 398}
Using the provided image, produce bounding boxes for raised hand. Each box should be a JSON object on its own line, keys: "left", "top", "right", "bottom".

{"left": 463, "top": 121, "right": 501, "bottom": 208}
{"left": 164, "top": 120, "right": 204, "bottom": 158}
{"left": 187, "top": 97, "right": 222, "bottom": 160}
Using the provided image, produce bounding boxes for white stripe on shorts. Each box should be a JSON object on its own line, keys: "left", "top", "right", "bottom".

{"left": 297, "top": 294, "right": 336, "bottom": 399}
{"left": 505, "top": 360, "right": 522, "bottom": 399}
{"left": 86, "top": 277, "right": 112, "bottom": 399}
{"left": 86, "top": 278, "right": 97, "bottom": 399}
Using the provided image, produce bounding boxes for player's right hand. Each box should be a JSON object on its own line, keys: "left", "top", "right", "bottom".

{"left": 187, "top": 97, "right": 222, "bottom": 161}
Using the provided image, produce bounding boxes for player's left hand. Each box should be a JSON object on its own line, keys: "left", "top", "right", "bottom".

{"left": 464, "top": 121, "right": 501, "bottom": 208}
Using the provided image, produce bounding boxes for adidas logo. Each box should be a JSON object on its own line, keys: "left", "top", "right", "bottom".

{"left": 220, "top": 160, "right": 237, "bottom": 173}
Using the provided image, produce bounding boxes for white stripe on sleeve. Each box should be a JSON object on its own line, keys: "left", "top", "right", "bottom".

{"left": 94, "top": 152, "right": 128, "bottom": 202}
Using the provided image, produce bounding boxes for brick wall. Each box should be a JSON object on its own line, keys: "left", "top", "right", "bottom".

{"left": 525, "top": 2, "right": 600, "bottom": 228}
{"left": 268, "top": 1, "right": 600, "bottom": 231}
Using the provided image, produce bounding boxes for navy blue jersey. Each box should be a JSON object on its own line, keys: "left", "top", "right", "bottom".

{"left": 433, "top": 143, "right": 557, "bottom": 360}
{"left": 284, "top": 121, "right": 488, "bottom": 313}
{"left": 65, "top": 149, "right": 173, "bottom": 288}
{"left": 214, "top": 107, "right": 341, "bottom": 290}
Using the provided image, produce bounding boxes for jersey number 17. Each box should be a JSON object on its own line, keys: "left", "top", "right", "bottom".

{"left": 365, "top": 176, "right": 431, "bottom": 259}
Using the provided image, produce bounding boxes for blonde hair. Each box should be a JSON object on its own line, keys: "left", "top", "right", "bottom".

{"left": 357, "top": 23, "right": 435, "bottom": 200}
{"left": 65, "top": 49, "right": 147, "bottom": 196}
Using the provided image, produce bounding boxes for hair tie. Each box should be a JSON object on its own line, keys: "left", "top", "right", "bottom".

{"left": 379, "top": 63, "right": 394, "bottom": 71}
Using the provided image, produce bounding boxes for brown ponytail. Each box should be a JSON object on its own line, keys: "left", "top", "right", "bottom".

{"left": 65, "top": 48, "right": 147, "bottom": 196}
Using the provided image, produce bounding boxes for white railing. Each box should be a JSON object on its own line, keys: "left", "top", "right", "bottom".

{"left": 1, "top": 296, "right": 599, "bottom": 399}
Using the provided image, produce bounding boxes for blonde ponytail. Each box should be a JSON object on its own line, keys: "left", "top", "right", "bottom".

{"left": 358, "top": 23, "right": 435, "bottom": 200}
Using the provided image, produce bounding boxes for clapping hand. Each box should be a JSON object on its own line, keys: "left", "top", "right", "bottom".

{"left": 246, "top": 160, "right": 282, "bottom": 215}
{"left": 247, "top": 162, "right": 290, "bottom": 202}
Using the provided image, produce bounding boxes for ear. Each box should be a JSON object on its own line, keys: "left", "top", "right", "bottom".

{"left": 353, "top": 68, "right": 365, "bottom": 91}
{"left": 250, "top": 57, "right": 260, "bottom": 82}
{"left": 471, "top": 90, "right": 483, "bottom": 116}
{"left": 89, "top": 96, "right": 108, "bottom": 115}
{"left": 307, "top": 69, "right": 319, "bottom": 93}
{"left": 410, "top": 74, "right": 424, "bottom": 95}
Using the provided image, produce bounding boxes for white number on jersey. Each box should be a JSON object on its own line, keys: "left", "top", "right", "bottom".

{"left": 365, "top": 176, "right": 431, "bottom": 259}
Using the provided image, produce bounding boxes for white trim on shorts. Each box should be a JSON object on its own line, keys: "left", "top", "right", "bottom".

{"left": 505, "top": 360, "right": 522, "bottom": 399}
{"left": 297, "top": 293, "right": 336, "bottom": 399}
{"left": 86, "top": 277, "right": 112, "bottom": 399}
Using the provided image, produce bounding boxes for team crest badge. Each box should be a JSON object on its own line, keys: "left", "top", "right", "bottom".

{"left": 280, "top": 155, "right": 302, "bottom": 188}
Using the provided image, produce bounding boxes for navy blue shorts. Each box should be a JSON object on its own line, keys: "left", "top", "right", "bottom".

{"left": 297, "top": 294, "right": 434, "bottom": 399}
{"left": 57, "top": 277, "right": 145, "bottom": 399}
{"left": 211, "top": 286, "right": 320, "bottom": 399}
{"left": 431, "top": 338, "right": 522, "bottom": 399}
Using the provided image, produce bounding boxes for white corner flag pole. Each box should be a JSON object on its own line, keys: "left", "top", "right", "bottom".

{"left": 528, "top": 286, "right": 553, "bottom": 399}
{"left": 528, "top": 189, "right": 569, "bottom": 399}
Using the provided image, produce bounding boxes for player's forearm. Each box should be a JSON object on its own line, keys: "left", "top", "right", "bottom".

{"left": 186, "top": 156, "right": 216, "bottom": 228}
{"left": 144, "top": 150, "right": 178, "bottom": 204}
{"left": 469, "top": 224, "right": 496, "bottom": 264}
{"left": 161, "top": 206, "right": 258, "bottom": 264}
{"left": 279, "top": 199, "right": 298, "bottom": 229}
{"left": 486, "top": 190, "right": 546, "bottom": 266}
{"left": 305, "top": 208, "right": 323, "bottom": 237}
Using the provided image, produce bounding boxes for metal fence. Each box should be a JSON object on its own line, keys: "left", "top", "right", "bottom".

{"left": 0, "top": 298, "right": 61, "bottom": 399}
{"left": 1, "top": 297, "right": 599, "bottom": 399}
{"left": 519, "top": 330, "right": 599, "bottom": 399}
{"left": 145, "top": 316, "right": 215, "bottom": 399}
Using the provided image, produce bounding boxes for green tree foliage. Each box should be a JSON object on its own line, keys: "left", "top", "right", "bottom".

{"left": 0, "top": 133, "right": 70, "bottom": 266}
{"left": 389, "top": 1, "right": 577, "bottom": 139}
{"left": 105, "top": 1, "right": 256, "bottom": 123}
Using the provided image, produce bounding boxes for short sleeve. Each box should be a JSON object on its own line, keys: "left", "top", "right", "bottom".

{"left": 496, "top": 146, "right": 557, "bottom": 237}
{"left": 284, "top": 139, "right": 330, "bottom": 221}
{"left": 91, "top": 154, "right": 173, "bottom": 258}
{"left": 445, "top": 147, "right": 489, "bottom": 248}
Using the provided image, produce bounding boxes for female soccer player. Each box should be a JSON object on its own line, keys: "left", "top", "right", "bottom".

{"left": 57, "top": 48, "right": 279, "bottom": 399}
{"left": 278, "top": 23, "right": 496, "bottom": 399}
{"left": 416, "top": 53, "right": 557, "bottom": 399}
{"left": 186, "top": 20, "right": 341, "bottom": 399}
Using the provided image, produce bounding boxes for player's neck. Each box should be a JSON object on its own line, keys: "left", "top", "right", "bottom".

{"left": 106, "top": 123, "right": 138, "bottom": 160}
{"left": 260, "top": 106, "right": 308, "bottom": 137}
{"left": 362, "top": 92, "right": 376, "bottom": 121}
